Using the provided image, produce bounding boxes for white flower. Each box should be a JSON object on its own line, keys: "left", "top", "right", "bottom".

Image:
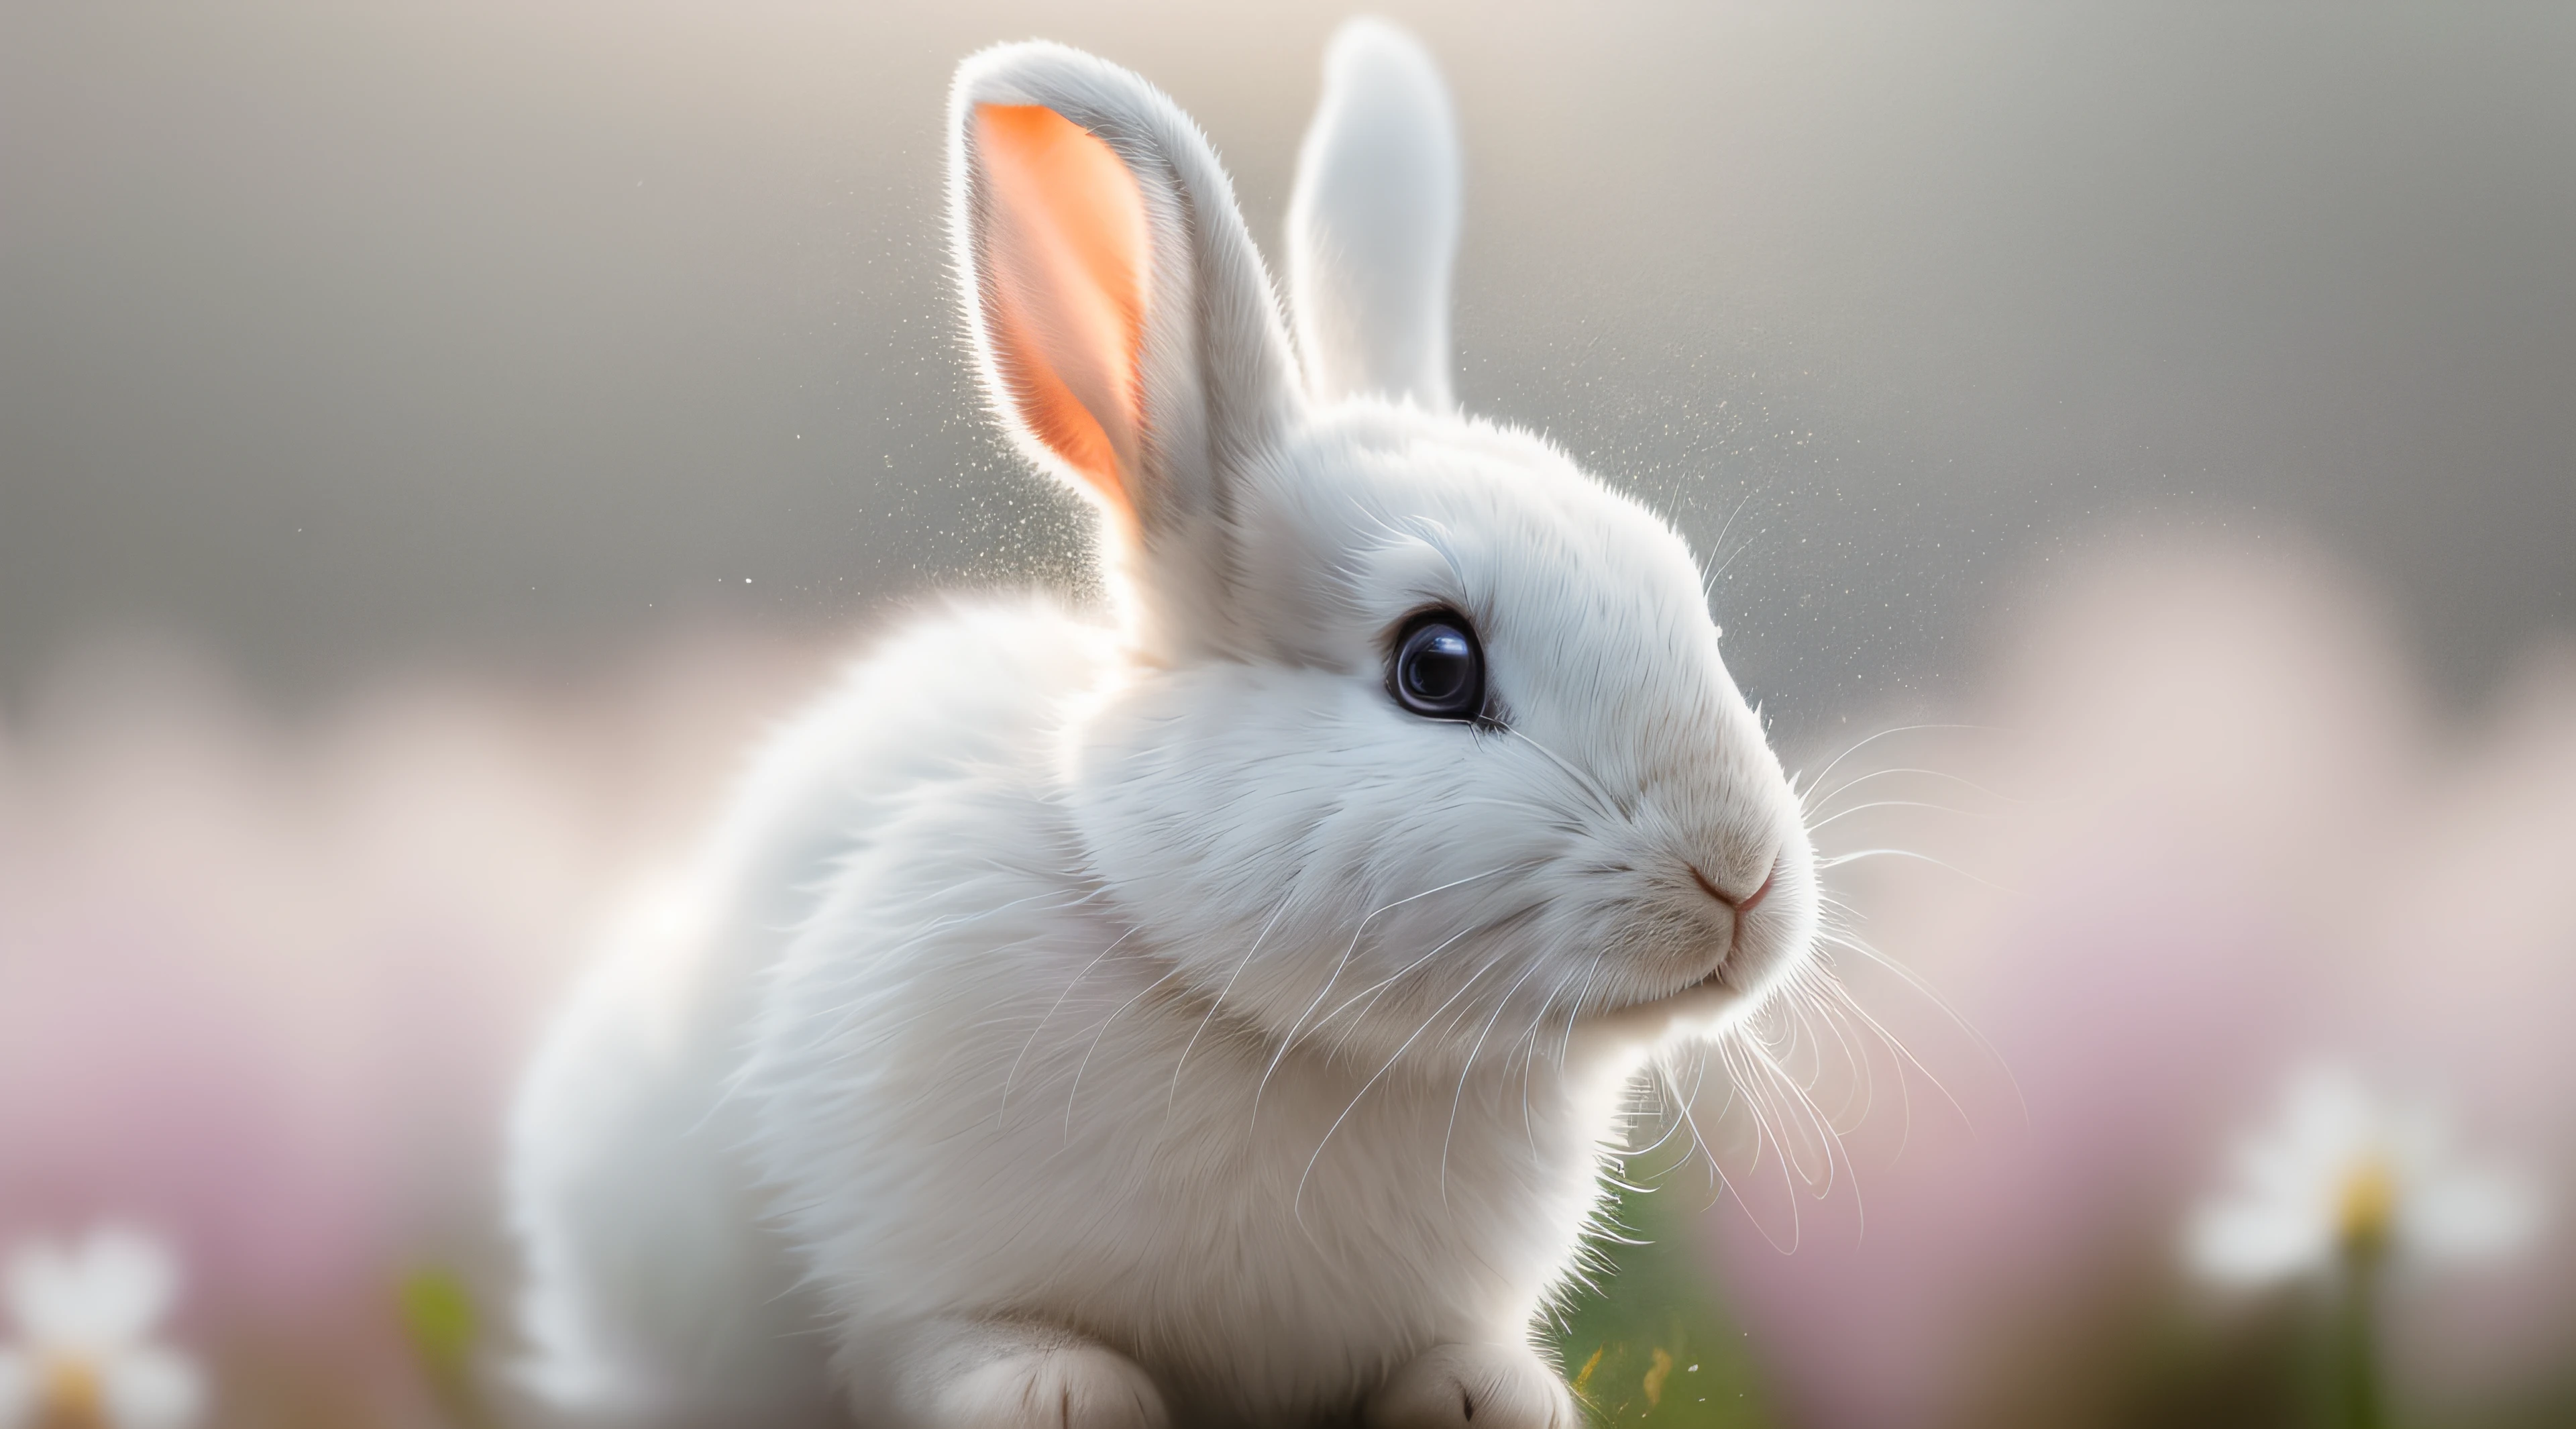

{"left": 2188, "top": 1063, "right": 2542, "bottom": 1287}
{"left": 0, "top": 1228, "right": 203, "bottom": 1429}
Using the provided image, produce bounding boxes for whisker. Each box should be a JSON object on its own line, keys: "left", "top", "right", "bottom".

{"left": 1439, "top": 952, "right": 1560, "bottom": 1202}
{"left": 1299, "top": 898, "right": 1542, "bottom": 1049}
{"left": 1252, "top": 866, "right": 1517, "bottom": 1125}
{"left": 1819, "top": 929, "right": 2026, "bottom": 1126}
{"left": 1065, "top": 959, "right": 1190, "bottom": 1137}
{"left": 999, "top": 922, "right": 1140, "bottom": 1116}
{"left": 1795, "top": 724, "right": 1994, "bottom": 809}
{"left": 1803, "top": 763, "right": 2037, "bottom": 822}
{"left": 1500, "top": 725, "right": 1625, "bottom": 821}
{"left": 1294, "top": 946, "right": 1541, "bottom": 1232}
{"left": 1804, "top": 797, "right": 2005, "bottom": 833}
{"left": 1813, "top": 846, "right": 2020, "bottom": 895}
{"left": 1165, "top": 885, "right": 1302, "bottom": 1116}
{"left": 1698, "top": 486, "right": 1762, "bottom": 603}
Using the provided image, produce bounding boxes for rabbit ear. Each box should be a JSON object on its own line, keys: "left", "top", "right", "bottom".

{"left": 1286, "top": 18, "right": 1462, "bottom": 409}
{"left": 953, "top": 43, "right": 1300, "bottom": 635}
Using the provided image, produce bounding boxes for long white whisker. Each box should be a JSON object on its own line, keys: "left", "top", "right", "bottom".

{"left": 1819, "top": 930, "right": 2026, "bottom": 1125}
{"left": 1804, "top": 797, "right": 2004, "bottom": 833}
{"left": 1439, "top": 953, "right": 1558, "bottom": 1202}
{"left": 1301, "top": 899, "right": 1542, "bottom": 1052}
{"left": 999, "top": 922, "right": 1139, "bottom": 1116}
{"left": 1065, "top": 959, "right": 1189, "bottom": 1137}
{"left": 1803, "top": 763, "right": 2037, "bottom": 822}
{"left": 1251, "top": 866, "right": 1514, "bottom": 1125}
{"left": 1713, "top": 1037, "right": 1801, "bottom": 1253}
{"left": 1795, "top": 725, "right": 1992, "bottom": 808}
{"left": 1501, "top": 725, "right": 1625, "bottom": 821}
{"left": 1293, "top": 947, "right": 1538, "bottom": 1232}
{"left": 1813, "top": 846, "right": 2019, "bottom": 894}
{"left": 1511, "top": 967, "right": 1587, "bottom": 1162}
{"left": 1166, "top": 886, "right": 1301, "bottom": 1115}
{"left": 1699, "top": 486, "right": 1762, "bottom": 602}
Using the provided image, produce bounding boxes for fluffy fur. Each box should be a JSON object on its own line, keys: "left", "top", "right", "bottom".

{"left": 508, "top": 22, "right": 1817, "bottom": 1429}
{"left": 1287, "top": 18, "right": 1462, "bottom": 408}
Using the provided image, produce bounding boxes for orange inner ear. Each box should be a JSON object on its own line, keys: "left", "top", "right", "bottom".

{"left": 973, "top": 103, "right": 1148, "bottom": 515}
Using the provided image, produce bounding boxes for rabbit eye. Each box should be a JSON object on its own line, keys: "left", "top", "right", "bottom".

{"left": 1389, "top": 611, "right": 1485, "bottom": 721}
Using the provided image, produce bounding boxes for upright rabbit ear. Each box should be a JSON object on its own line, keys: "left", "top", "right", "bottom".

{"left": 952, "top": 43, "right": 1301, "bottom": 641}
{"left": 1286, "top": 19, "right": 1462, "bottom": 409}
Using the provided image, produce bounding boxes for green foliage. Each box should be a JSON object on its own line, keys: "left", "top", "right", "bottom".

{"left": 400, "top": 1270, "right": 478, "bottom": 1379}
{"left": 399, "top": 1267, "right": 499, "bottom": 1429}
{"left": 1547, "top": 1171, "right": 1777, "bottom": 1429}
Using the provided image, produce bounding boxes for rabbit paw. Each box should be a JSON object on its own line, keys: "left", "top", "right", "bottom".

{"left": 912, "top": 1331, "right": 1169, "bottom": 1429}
{"left": 1365, "top": 1343, "right": 1580, "bottom": 1429}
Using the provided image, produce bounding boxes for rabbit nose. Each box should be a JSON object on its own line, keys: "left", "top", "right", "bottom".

{"left": 1686, "top": 858, "right": 1775, "bottom": 913}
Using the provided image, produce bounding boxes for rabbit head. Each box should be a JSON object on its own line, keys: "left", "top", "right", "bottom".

{"left": 951, "top": 25, "right": 1815, "bottom": 1073}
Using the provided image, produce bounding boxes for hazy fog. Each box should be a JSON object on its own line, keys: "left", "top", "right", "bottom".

{"left": 5, "top": 1, "right": 2571, "bottom": 741}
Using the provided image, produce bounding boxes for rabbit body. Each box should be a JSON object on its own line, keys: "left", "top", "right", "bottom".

{"left": 512, "top": 22, "right": 1816, "bottom": 1429}
{"left": 515, "top": 593, "right": 1632, "bottom": 1427}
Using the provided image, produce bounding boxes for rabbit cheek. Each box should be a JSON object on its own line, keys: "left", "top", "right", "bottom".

{"left": 1061, "top": 669, "right": 1361, "bottom": 998}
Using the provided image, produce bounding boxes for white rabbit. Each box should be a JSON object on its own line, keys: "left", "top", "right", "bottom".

{"left": 508, "top": 19, "right": 1817, "bottom": 1429}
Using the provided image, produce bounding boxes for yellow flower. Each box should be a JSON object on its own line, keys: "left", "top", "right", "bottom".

{"left": 1642, "top": 1347, "right": 1673, "bottom": 1410}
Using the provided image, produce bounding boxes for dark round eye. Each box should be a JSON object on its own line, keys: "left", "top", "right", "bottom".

{"left": 1389, "top": 611, "right": 1485, "bottom": 720}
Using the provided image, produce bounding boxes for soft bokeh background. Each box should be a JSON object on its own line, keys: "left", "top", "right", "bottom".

{"left": 3, "top": 3, "right": 2569, "bottom": 1426}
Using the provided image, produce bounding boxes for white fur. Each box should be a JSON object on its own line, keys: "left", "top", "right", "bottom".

{"left": 509, "top": 23, "right": 1817, "bottom": 1429}
{"left": 1287, "top": 18, "right": 1462, "bottom": 409}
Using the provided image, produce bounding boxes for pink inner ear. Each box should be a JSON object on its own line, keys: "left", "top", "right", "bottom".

{"left": 973, "top": 103, "right": 1148, "bottom": 517}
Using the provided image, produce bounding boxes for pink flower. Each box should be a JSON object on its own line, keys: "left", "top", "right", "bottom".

{"left": 0, "top": 631, "right": 826, "bottom": 1420}
{"left": 1703, "top": 538, "right": 2575, "bottom": 1424}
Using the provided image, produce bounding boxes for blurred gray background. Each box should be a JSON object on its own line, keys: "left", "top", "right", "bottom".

{"left": 5, "top": 1, "right": 2571, "bottom": 741}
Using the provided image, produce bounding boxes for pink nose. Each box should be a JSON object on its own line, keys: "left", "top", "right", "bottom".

{"left": 1736, "top": 867, "right": 1775, "bottom": 913}
{"left": 1688, "top": 861, "right": 1774, "bottom": 913}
